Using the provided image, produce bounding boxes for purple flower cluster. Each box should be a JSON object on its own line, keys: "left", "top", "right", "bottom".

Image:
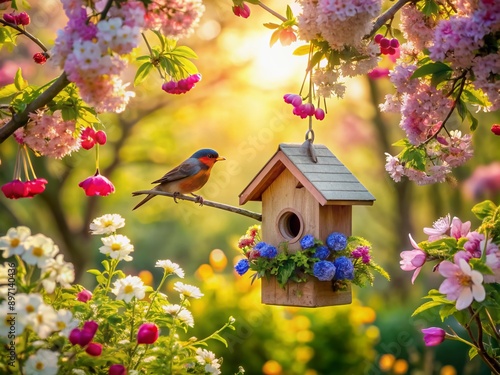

{"left": 162, "top": 74, "right": 202, "bottom": 95}
{"left": 351, "top": 246, "right": 371, "bottom": 264}
{"left": 283, "top": 94, "right": 325, "bottom": 120}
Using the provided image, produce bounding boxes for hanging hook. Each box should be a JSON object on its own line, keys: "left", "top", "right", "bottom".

{"left": 303, "top": 129, "right": 317, "bottom": 163}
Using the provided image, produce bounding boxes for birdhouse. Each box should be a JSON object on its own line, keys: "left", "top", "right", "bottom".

{"left": 239, "top": 143, "right": 375, "bottom": 307}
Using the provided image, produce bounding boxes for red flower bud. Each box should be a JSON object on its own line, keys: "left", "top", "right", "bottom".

{"left": 77, "top": 289, "right": 93, "bottom": 303}
{"left": 94, "top": 130, "right": 107, "bottom": 145}
{"left": 3, "top": 13, "right": 16, "bottom": 24}
{"left": 69, "top": 328, "right": 81, "bottom": 346}
{"left": 233, "top": 3, "right": 250, "bottom": 18}
{"left": 80, "top": 127, "right": 96, "bottom": 150}
{"left": 25, "top": 178, "right": 47, "bottom": 197}
{"left": 16, "top": 12, "right": 30, "bottom": 26}
{"left": 86, "top": 342, "right": 103, "bottom": 356}
{"left": 1, "top": 179, "right": 29, "bottom": 199}
{"left": 491, "top": 124, "right": 500, "bottom": 135}
{"left": 137, "top": 323, "right": 159, "bottom": 344}
{"left": 109, "top": 364, "right": 127, "bottom": 375}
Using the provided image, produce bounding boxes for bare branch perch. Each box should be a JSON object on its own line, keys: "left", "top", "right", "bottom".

{"left": 366, "top": 0, "right": 414, "bottom": 39}
{"left": 132, "top": 190, "right": 263, "bottom": 222}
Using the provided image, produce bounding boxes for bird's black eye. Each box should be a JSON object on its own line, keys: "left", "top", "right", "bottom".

{"left": 208, "top": 154, "right": 214, "bottom": 158}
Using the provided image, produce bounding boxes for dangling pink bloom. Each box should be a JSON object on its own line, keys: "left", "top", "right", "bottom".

{"left": 95, "top": 130, "right": 107, "bottom": 145}
{"left": 1, "top": 179, "right": 29, "bottom": 199}
{"left": 368, "top": 67, "right": 390, "bottom": 79}
{"left": 232, "top": 3, "right": 250, "bottom": 18}
{"left": 79, "top": 171, "right": 115, "bottom": 196}
{"left": 438, "top": 255, "right": 485, "bottom": 310}
{"left": 279, "top": 27, "right": 297, "bottom": 46}
{"left": 400, "top": 234, "right": 427, "bottom": 284}
{"left": 25, "top": 178, "right": 47, "bottom": 197}
{"left": 491, "top": 124, "right": 500, "bottom": 135}
{"left": 16, "top": 12, "right": 30, "bottom": 26}
{"left": 423, "top": 214, "right": 451, "bottom": 241}
{"left": 81, "top": 127, "right": 96, "bottom": 150}
{"left": 314, "top": 108, "right": 325, "bottom": 121}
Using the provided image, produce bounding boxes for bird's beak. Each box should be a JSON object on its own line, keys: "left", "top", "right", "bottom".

{"left": 216, "top": 156, "right": 226, "bottom": 162}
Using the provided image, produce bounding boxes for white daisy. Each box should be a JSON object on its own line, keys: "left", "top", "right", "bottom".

{"left": 24, "top": 349, "right": 59, "bottom": 375}
{"left": 16, "top": 293, "right": 43, "bottom": 331}
{"left": 163, "top": 304, "right": 194, "bottom": 327}
{"left": 22, "top": 234, "right": 58, "bottom": 268}
{"left": 112, "top": 275, "right": 145, "bottom": 303}
{"left": 55, "top": 309, "right": 79, "bottom": 337}
{"left": 29, "top": 303, "right": 58, "bottom": 339}
{"left": 196, "top": 348, "right": 221, "bottom": 375}
{"left": 155, "top": 260, "right": 185, "bottom": 278}
{"left": 100, "top": 234, "right": 134, "bottom": 261}
{"left": 90, "top": 214, "right": 125, "bottom": 235}
{"left": 0, "top": 226, "right": 31, "bottom": 258}
{"left": 173, "top": 282, "right": 204, "bottom": 299}
{"left": 41, "top": 254, "right": 75, "bottom": 293}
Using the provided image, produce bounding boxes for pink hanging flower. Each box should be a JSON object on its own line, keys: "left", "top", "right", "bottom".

{"left": 438, "top": 254, "right": 485, "bottom": 310}
{"left": 400, "top": 234, "right": 427, "bottom": 284}
{"left": 421, "top": 327, "right": 446, "bottom": 346}
{"left": 279, "top": 27, "right": 297, "bottom": 46}
{"left": 79, "top": 170, "right": 115, "bottom": 196}
{"left": 1, "top": 179, "right": 29, "bottom": 199}
{"left": 137, "top": 323, "right": 159, "bottom": 344}
{"left": 232, "top": 3, "right": 250, "bottom": 18}
{"left": 491, "top": 124, "right": 500, "bottom": 135}
{"left": 162, "top": 74, "right": 201, "bottom": 95}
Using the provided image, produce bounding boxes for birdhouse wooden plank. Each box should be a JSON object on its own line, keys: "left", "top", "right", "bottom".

{"left": 239, "top": 143, "right": 375, "bottom": 307}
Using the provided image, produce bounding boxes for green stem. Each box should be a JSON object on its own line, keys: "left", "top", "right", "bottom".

{"left": 191, "top": 317, "right": 235, "bottom": 347}
{"left": 0, "top": 20, "right": 49, "bottom": 53}
{"left": 145, "top": 272, "right": 170, "bottom": 319}
{"left": 103, "top": 259, "right": 118, "bottom": 294}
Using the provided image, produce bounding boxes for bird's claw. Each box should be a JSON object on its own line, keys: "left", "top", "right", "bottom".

{"left": 173, "top": 192, "right": 180, "bottom": 203}
{"left": 192, "top": 193, "right": 204, "bottom": 206}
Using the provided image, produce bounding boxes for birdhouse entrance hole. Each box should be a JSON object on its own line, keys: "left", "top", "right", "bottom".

{"left": 277, "top": 209, "right": 304, "bottom": 243}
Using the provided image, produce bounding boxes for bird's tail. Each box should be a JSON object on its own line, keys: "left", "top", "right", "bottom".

{"left": 132, "top": 193, "right": 155, "bottom": 210}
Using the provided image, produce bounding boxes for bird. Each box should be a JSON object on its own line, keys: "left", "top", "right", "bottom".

{"left": 132, "top": 148, "right": 225, "bottom": 210}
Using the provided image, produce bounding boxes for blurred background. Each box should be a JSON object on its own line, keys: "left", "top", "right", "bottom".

{"left": 1, "top": 0, "right": 499, "bottom": 374}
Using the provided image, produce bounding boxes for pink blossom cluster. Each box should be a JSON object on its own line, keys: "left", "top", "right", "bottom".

{"left": 144, "top": 0, "right": 205, "bottom": 39}
{"left": 399, "top": 3, "right": 438, "bottom": 52}
{"left": 14, "top": 111, "right": 80, "bottom": 159}
{"left": 385, "top": 130, "right": 473, "bottom": 185}
{"left": 162, "top": 74, "right": 201, "bottom": 94}
{"left": 298, "top": 0, "right": 381, "bottom": 50}
{"left": 51, "top": 1, "right": 146, "bottom": 113}
{"left": 1, "top": 178, "right": 48, "bottom": 199}
{"left": 2, "top": 11, "right": 30, "bottom": 25}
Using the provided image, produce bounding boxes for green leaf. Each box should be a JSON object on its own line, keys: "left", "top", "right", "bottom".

{"left": 412, "top": 300, "right": 444, "bottom": 317}
{"left": 269, "top": 29, "right": 280, "bottom": 47}
{"left": 0, "top": 83, "right": 19, "bottom": 99}
{"left": 468, "top": 346, "right": 478, "bottom": 360}
{"left": 472, "top": 200, "right": 497, "bottom": 220}
{"left": 134, "top": 62, "right": 153, "bottom": 86}
{"left": 263, "top": 22, "right": 280, "bottom": 29}
{"left": 61, "top": 107, "right": 77, "bottom": 121}
{"left": 87, "top": 269, "right": 102, "bottom": 276}
{"left": 171, "top": 45, "right": 198, "bottom": 59}
{"left": 398, "top": 145, "right": 426, "bottom": 171}
{"left": 410, "top": 62, "right": 452, "bottom": 80}
{"left": 14, "top": 68, "right": 28, "bottom": 91}
{"left": 209, "top": 333, "right": 228, "bottom": 347}
{"left": 470, "top": 259, "right": 494, "bottom": 275}
{"left": 308, "top": 51, "right": 324, "bottom": 70}
{"left": 439, "top": 304, "right": 457, "bottom": 321}
{"left": 285, "top": 5, "right": 294, "bottom": 20}
{"left": 431, "top": 69, "right": 452, "bottom": 87}
{"left": 293, "top": 45, "right": 310, "bottom": 56}
{"left": 421, "top": 0, "right": 439, "bottom": 16}
{"left": 456, "top": 99, "right": 468, "bottom": 122}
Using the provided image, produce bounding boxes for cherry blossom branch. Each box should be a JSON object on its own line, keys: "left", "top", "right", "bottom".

{"left": 0, "top": 72, "right": 70, "bottom": 143}
{"left": 131, "top": 190, "right": 263, "bottom": 221}
{"left": 257, "top": 1, "right": 287, "bottom": 22}
{"left": 0, "top": 19, "right": 49, "bottom": 53}
{"left": 366, "top": 0, "right": 414, "bottom": 38}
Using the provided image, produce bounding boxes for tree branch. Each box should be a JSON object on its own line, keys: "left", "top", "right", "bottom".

{"left": 0, "top": 72, "right": 70, "bottom": 143}
{"left": 366, "top": 0, "right": 415, "bottom": 39}
{"left": 131, "top": 190, "right": 262, "bottom": 222}
{"left": 0, "top": 19, "right": 49, "bottom": 53}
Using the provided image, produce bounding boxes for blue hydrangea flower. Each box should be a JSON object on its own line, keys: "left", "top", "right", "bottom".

{"left": 254, "top": 242, "right": 268, "bottom": 252}
{"left": 333, "top": 256, "right": 354, "bottom": 280}
{"left": 313, "top": 245, "right": 330, "bottom": 260}
{"left": 313, "top": 260, "right": 336, "bottom": 281}
{"left": 326, "top": 232, "right": 347, "bottom": 251}
{"left": 259, "top": 243, "right": 278, "bottom": 258}
{"left": 234, "top": 259, "right": 250, "bottom": 276}
{"left": 300, "top": 234, "right": 315, "bottom": 249}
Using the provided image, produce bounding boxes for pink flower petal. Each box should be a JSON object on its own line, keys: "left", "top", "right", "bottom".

{"left": 438, "top": 261, "right": 459, "bottom": 277}
{"left": 456, "top": 287, "right": 473, "bottom": 310}
{"left": 471, "top": 283, "right": 485, "bottom": 302}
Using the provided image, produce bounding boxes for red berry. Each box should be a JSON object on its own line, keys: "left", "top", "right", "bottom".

{"left": 374, "top": 34, "right": 384, "bottom": 44}
{"left": 491, "top": 124, "right": 500, "bottom": 135}
{"left": 390, "top": 38, "right": 400, "bottom": 48}
{"left": 387, "top": 47, "right": 396, "bottom": 55}
{"left": 33, "top": 52, "right": 47, "bottom": 65}
{"left": 95, "top": 130, "right": 107, "bottom": 145}
{"left": 379, "top": 38, "right": 390, "bottom": 49}
{"left": 16, "top": 12, "right": 30, "bottom": 26}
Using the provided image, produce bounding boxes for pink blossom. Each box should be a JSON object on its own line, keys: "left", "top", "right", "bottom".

{"left": 233, "top": 3, "right": 250, "bottom": 18}
{"left": 464, "top": 231, "right": 484, "bottom": 258}
{"left": 279, "top": 27, "right": 297, "bottom": 46}
{"left": 400, "top": 234, "right": 427, "bottom": 284}
{"left": 463, "top": 163, "right": 500, "bottom": 200}
{"left": 438, "top": 256, "right": 485, "bottom": 310}
{"left": 86, "top": 342, "right": 103, "bottom": 356}
{"left": 423, "top": 214, "right": 451, "bottom": 241}
{"left": 109, "top": 364, "right": 127, "bottom": 375}
{"left": 137, "top": 323, "right": 159, "bottom": 344}
{"left": 77, "top": 289, "right": 93, "bottom": 303}
{"left": 450, "top": 217, "right": 471, "bottom": 239}
{"left": 368, "top": 67, "right": 390, "bottom": 79}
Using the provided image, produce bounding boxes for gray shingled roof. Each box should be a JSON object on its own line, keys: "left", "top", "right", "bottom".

{"left": 279, "top": 143, "right": 375, "bottom": 202}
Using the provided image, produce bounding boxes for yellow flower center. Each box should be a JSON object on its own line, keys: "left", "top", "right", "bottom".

{"left": 458, "top": 274, "right": 472, "bottom": 287}
{"left": 10, "top": 238, "right": 20, "bottom": 247}
{"left": 32, "top": 246, "right": 43, "bottom": 257}
{"left": 36, "top": 362, "right": 44, "bottom": 370}
{"left": 26, "top": 304, "right": 35, "bottom": 313}
{"left": 124, "top": 285, "right": 134, "bottom": 294}
{"left": 111, "top": 243, "right": 121, "bottom": 251}
{"left": 104, "top": 220, "right": 113, "bottom": 227}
